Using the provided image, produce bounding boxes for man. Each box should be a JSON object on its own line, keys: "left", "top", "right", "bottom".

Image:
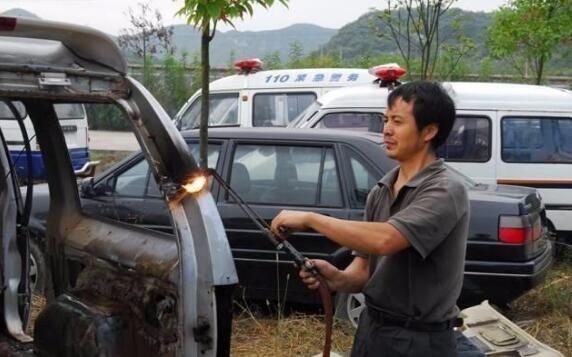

{"left": 271, "top": 81, "right": 469, "bottom": 356}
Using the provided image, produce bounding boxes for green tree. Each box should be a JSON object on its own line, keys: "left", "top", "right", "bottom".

{"left": 488, "top": 0, "right": 572, "bottom": 84}
{"left": 177, "top": 0, "right": 288, "bottom": 169}
{"left": 262, "top": 50, "right": 283, "bottom": 69}
{"left": 478, "top": 56, "right": 493, "bottom": 81}
{"left": 161, "top": 54, "right": 193, "bottom": 116}
{"left": 287, "top": 41, "right": 304, "bottom": 67}
{"left": 377, "top": 0, "right": 466, "bottom": 79}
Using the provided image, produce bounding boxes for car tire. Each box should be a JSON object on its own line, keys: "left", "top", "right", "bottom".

{"left": 29, "top": 239, "right": 47, "bottom": 296}
{"left": 334, "top": 292, "right": 365, "bottom": 328}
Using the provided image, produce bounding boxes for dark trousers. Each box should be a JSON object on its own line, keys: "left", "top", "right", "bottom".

{"left": 350, "top": 310, "right": 457, "bottom": 357}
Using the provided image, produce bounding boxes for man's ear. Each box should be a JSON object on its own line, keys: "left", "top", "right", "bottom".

{"left": 422, "top": 123, "right": 438, "bottom": 143}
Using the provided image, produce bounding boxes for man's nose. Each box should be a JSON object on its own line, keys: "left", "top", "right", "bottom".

{"left": 383, "top": 121, "right": 392, "bottom": 135}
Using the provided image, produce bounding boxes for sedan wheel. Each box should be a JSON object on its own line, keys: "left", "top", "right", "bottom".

{"left": 335, "top": 292, "right": 366, "bottom": 328}
{"left": 29, "top": 240, "right": 46, "bottom": 296}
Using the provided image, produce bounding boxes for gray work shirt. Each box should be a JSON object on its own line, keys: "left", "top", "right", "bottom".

{"left": 361, "top": 159, "right": 469, "bottom": 323}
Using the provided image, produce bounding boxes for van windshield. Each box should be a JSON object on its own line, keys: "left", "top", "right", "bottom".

{"left": 179, "top": 93, "right": 239, "bottom": 130}
{"left": 288, "top": 100, "right": 322, "bottom": 128}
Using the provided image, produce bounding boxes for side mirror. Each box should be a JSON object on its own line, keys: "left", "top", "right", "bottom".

{"left": 79, "top": 177, "right": 95, "bottom": 198}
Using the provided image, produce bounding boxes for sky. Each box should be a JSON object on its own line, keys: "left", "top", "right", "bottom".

{"left": 2, "top": 0, "right": 509, "bottom": 35}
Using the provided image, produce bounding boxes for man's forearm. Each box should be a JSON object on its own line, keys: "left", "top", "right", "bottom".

{"left": 337, "top": 257, "right": 369, "bottom": 293}
{"left": 305, "top": 212, "right": 409, "bottom": 256}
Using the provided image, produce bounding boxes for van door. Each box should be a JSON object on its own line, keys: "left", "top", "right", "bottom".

{"left": 495, "top": 112, "right": 572, "bottom": 234}
{"left": 441, "top": 111, "right": 497, "bottom": 185}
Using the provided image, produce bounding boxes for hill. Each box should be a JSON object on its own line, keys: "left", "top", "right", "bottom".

{"left": 322, "top": 8, "right": 492, "bottom": 61}
{"left": 171, "top": 23, "right": 337, "bottom": 67}
{"left": 1, "top": 8, "right": 41, "bottom": 19}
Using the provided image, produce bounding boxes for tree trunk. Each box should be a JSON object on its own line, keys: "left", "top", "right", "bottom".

{"left": 200, "top": 23, "right": 210, "bottom": 169}
{"left": 535, "top": 56, "right": 545, "bottom": 85}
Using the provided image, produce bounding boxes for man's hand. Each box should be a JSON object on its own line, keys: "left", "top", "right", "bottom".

{"left": 299, "top": 259, "right": 342, "bottom": 291}
{"left": 271, "top": 210, "right": 313, "bottom": 238}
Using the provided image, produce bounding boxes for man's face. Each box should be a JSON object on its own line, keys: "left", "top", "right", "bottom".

{"left": 383, "top": 97, "right": 434, "bottom": 161}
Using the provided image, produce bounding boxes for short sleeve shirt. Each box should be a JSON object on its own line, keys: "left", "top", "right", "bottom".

{"left": 361, "top": 159, "right": 469, "bottom": 323}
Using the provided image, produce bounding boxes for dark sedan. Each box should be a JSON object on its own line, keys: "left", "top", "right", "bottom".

{"left": 28, "top": 128, "right": 553, "bottom": 315}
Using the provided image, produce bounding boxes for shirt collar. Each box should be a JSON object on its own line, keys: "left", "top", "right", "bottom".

{"left": 378, "top": 159, "right": 445, "bottom": 189}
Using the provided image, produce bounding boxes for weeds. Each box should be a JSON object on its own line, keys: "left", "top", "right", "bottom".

{"left": 509, "top": 246, "right": 572, "bottom": 356}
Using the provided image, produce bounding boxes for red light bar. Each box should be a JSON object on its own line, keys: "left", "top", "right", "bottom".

{"left": 234, "top": 58, "right": 263, "bottom": 74}
{"left": 0, "top": 17, "right": 17, "bottom": 31}
{"left": 369, "top": 63, "right": 407, "bottom": 82}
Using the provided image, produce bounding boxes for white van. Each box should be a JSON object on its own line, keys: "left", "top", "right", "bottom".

{"left": 291, "top": 74, "right": 572, "bottom": 246}
{"left": 174, "top": 59, "right": 377, "bottom": 130}
{"left": 0, "top": 101, "right": 91, "bottom": 178}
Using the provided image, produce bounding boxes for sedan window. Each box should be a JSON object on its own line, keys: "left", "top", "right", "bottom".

{"left": 114, "top": 159, "right": 149, "bottom": 197}
{"left": 230, "top": 144, "right": 342, "bottom": 207}
{"left": 114, "top": 144, "right": 221, "bottom": 198}
{"left": 346, "top": 148, "right": 381, "bottom": 208}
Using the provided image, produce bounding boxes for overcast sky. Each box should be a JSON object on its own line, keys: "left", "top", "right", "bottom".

{"left": 2, "top": 0, "right": 508, "bottom": 35}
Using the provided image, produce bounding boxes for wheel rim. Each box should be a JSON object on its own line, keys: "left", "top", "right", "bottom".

{"left": 29, "top": 252, "right": 37, "bottom": 292}
{"left": 346, "top": 293, "right": 365, "bottom": 328}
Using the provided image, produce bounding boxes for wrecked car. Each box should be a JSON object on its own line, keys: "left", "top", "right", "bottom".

{"left": 0, "top": 16, "right": 237, "bottom": 356}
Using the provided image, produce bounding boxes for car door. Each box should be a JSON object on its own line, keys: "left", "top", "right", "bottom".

{"left": 83, "top": 142, "right": 225, "bottom": 234}
{"left": 217, "top": 140, "right": 351, "bottom": 304}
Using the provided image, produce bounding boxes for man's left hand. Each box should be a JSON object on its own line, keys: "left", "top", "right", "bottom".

{"left": 271, "top": 210, "right": 313, "bottom": 238}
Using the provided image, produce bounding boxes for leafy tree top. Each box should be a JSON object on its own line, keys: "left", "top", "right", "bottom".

{"left": 177, "top": 0, "right": 288, "bottom": 33}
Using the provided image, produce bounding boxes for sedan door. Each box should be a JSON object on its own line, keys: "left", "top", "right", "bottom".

{"left": 217, "top": 140, "right": 351, "bottom": 304}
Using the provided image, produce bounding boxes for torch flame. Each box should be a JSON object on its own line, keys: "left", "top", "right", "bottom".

{"left": 182, "top": 175, "right": 207, "bottom": 194}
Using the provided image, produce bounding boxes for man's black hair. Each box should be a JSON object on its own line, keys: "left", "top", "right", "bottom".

{"left": 387, "top": 80, "right": 456, "bottom": 149}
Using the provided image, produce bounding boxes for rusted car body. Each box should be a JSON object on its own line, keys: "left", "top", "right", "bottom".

{"left": 0, "top": 17, "right": 237, "bottom": 356}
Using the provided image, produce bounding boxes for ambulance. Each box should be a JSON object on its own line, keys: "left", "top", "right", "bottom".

{"left": 174, "top": 59, "right": 377, "bottom": 130}
{"left": 291, "top": 64, "right": 572, "bottom": 248}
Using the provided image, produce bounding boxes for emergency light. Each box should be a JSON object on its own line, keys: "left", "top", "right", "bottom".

{"left": 234, "top": 58, "right": 263, "bottom": 74}
{"left": 369, "top": 63, "right": 407, "bottom": 82}
{"left": 0, "top": 17, "right": 17, "bottom": 31}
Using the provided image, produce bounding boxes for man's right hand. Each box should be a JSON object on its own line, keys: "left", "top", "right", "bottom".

{"left": 299, "top": 259, "right": 341, "bottom": 291}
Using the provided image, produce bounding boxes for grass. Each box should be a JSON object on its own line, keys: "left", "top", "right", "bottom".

{"left": 231, "top": 308, "right": 355, "bottom": 356}
{"left": 90, "top": 150, "right": 133, "bottom": 174}
{"left": 506, "top": 248, "right": 572, "bottom": 356}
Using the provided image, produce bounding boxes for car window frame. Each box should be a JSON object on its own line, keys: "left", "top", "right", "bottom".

{"left": 439, "top": 115, "right": 492, "bottom": 163}
{"left": 500, "top": 115, "right": 572, "bottom": 164}
{"left": 340, "top": 144, "right": 384, "bottom": 209}
{"left": 224, "top": 139, "right": 347, "bottom": 208}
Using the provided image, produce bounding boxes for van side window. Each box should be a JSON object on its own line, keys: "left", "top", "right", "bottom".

{"left": 438, "top": 117, "right": 491, "bottom": 162}
{"left": 502, "top": 117, "right": 572, "bottom": 163}
{"left": 179, "top": 93, "right": 239, "bottom": 130}
{"left": 253, "top": 93, "right": 316, "bottom": 127}
{"left": 229, "top": 144, "right": 342, "bottom": 206}
{"left": 315, "top": 112, "right": 383, "bottom": 132}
